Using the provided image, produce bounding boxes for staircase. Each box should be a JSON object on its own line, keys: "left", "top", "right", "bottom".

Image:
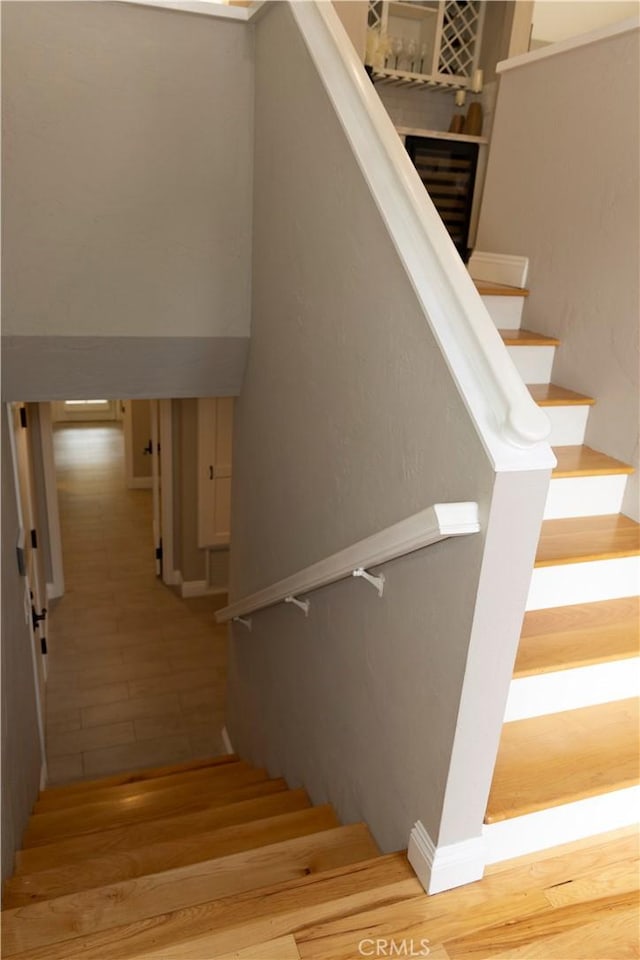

{"left": 476, "top": 278, "right": 640, "bottom": 863}
{"left": 3, "top": 754, "right": 639, "bottom": 960}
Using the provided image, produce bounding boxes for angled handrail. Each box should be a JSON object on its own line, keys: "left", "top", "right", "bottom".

{"left": 286, "top": 1, "right": 554, "bottom": 472}
{"left": 216, "top": 502, "right": 479, "bottom": 625}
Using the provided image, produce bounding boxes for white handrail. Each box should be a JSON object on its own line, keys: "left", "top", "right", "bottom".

{"left": 286, "top": 2, "right": 555, "bottom": 473}
{"left": 216, "top": 502, "right": 479, "bottom": 624}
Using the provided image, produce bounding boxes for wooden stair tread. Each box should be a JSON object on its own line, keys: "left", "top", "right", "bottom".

{"left": 552, "top": 445, "right": 635, "bottom": 477}
{"left": 15, "top": 788, "right": 312, "bottom": 875}
{"left": 5, "top": 853, "right": 418, "bottom": 960}
{"left": 34, "top": 760, "right": 253, "bottom": 813}
{"left": 485, "top": 699, "right": 640, "bottom": 823}
{"left": 515, "top": 597, "right": 640, "bottom": 677}
{"left": 499, "top": 328, "right": 559, "bottom": 346}
{"left": 23, "top": 776, "right": 286, "bottom": 847}
{"left": 535, "top": 514, "right": 640, "bottom": 567}
{"left": 475, "top": 280, "right": 529, "bottom": 297}
{"left": 38, "top": 754, "right": 237, "bottom": 799}
{"left": 4, "top": 806, "right": 342, "bottom": 907}
{"left": 528, "top": 383, "right": 595, "bottom": 406}
{"left": 1, "top": 826, "right": 381, "bottom": 956}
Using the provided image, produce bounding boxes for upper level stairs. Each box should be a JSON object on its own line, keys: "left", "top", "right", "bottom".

{"left": 2, "top": 754, "right": 638, "bottom": 959}
{"left": 476, "top": 278, "right": 640, "bottom": 865}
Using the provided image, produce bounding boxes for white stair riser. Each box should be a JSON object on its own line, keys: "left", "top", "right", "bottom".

{"left": 544, "top": 474, "right": 628, "bottom": 519}
{"left": 481, "top": 295, "right": 525, "bottom": 330}
{"left": 507, "top": 345, "right": 555, "bottom": 384}
{"left": 527, "top": 556, "right": 640, "bottom": 611}
{"left": 483, "top": 785, "right": 640, "bottom": 864}
{"left": 544, "top": 405, "right": 590, "bottom": 445}
{"left": 505, "top": 658, "right": 640, "bottom": 721}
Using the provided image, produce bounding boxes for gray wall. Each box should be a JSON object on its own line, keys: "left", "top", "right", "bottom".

{"left": 1, "top": 409, "right": 42, "bottom": 888}
{"left": 226, "top": 3, "right": 544, "bottom": 852}
{"left": 477, "top": 28, "right": 640, "bottom": 518}
{"left": 1, "top": 0, "right": 253, "bottom": 399}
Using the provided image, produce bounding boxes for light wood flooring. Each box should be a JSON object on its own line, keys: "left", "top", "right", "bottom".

{"left": 2, "top": 756, "right": 638, "bottom": 960}
{"left": 46, "top": 422, "right": 227, "bottom": 784}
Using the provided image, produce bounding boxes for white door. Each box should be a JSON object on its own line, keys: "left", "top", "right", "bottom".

{"left": 197, "top": 398, "right": 234, "bottom": 548}
{"left": 7, "top": 404, "right": 48, "bottom": 774}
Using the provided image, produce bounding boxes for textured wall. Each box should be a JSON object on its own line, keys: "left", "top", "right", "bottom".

{"left": 226, "top": 3, "right": 546, "bottom": 852}
{"left": 477, "top": 27, "right": 640, "bottom": 519}
{"left": 1, "top": 1, "right": 253, "bottom": 399}
{"left": 1, "top": 409, "right": 42, "bottom": 889}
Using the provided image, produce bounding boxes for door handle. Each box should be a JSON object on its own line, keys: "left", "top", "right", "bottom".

{"left": 209, "top": 465, "right": 214, "bottom": 480}
{"left": 31, "top": 606, "right": 47, "bottom": 631}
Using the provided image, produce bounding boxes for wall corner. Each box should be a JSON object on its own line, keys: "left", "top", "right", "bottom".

{"left": 407, "top": 821, "right": 486, "bottom": 895}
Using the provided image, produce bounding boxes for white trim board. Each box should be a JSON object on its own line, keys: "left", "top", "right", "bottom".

{"left": 38, "top": 403, "right": 65, "bottom": 600}
{"left": 483, "top": 785, "right": 640, "bottom": 864}
{"left": 118, "top": 1, "right": 251, "bottom": 21}
{"left": 498, "top": 17, "right": 639, "bottom": 74}
{"left": 408, "top": 821, "right": 485, "bottom": 895}
{"left": 221, "top": 726, "right": 234, "bottom": 755}
{"left": 544, "top": 474, "right": 627, "bottom": 520}
{"left": 527, "top": 556, "right": 640, "bottom": 610}
{"left": 468, "top": 252, "right": 529, "bottom": 288}
{"left": 504, "top": 658, "right": 640, "bottom": 722}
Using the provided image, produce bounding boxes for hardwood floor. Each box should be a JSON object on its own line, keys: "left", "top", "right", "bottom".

{"left": 3, "top": 758, "right": 637, "bottom": 960}
{"left": 47, "top": 422, "right": 228, "bottom": 784}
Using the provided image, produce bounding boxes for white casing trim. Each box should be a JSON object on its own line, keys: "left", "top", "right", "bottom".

{"left": 479, "top": 295, "right": 525, "bottom": 331}
{"left": 408, "top": 821, "right": 486, "bottom": 895}
{"left": 468, "top": 251, "right": 529, "bottom": 288}
{"left": 505, "top": 658, "right": 640, "bottom": 721}
{"left": 221, "top": 725, "right": 234, "bottom": 755}
{"left": 527, "top": 556, "right": 640, "bottom": 611}
{"left": 507, "top": 345, "right": 555, "bottom": 385}
{"left": 217, "top": 502, "right": 479, "bottom": 623}
{"left": 286, "top": 2, "right": 554, "bottom": 467}
{"left": 544, "top": 474, "right": 628, "bottom": 520}
{"left": 498, "top": 17, "right": 640, "bottom": 74}
{"left": 483, "top": 785, "right": 640, "bottom": 864}
{"left": 38, "top": 403, "right": 65, "bottom": 600}
{"left": 544, "top": 405, "right": 590, "bottom": 446}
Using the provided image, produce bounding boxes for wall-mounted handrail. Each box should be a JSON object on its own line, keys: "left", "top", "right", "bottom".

{"left": 216, "top": 502, "right": 479, "bottom": 625}
{"left": 286, "top": 2, "right": 555, "bottom": 473}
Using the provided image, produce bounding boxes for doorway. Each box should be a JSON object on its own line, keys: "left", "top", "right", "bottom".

{"left": 39, "top": 402, "right": 229, "bottom": 784}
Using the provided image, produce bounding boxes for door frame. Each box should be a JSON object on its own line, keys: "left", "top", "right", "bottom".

{"left": 37, "top": 403, "right": 65, "bottom": 600}
{"left": 159, "top": 399, "right": 178, "bottom": 586}
{"left": 6, "top": 404, "right": 48, "bottom": 787}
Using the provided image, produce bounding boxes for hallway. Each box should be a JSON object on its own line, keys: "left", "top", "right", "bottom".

{"left": 46, "top": 422, "right": 227, "bottom": 785}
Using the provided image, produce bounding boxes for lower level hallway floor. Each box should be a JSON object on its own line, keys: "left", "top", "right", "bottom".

{"left": 46, "top": 421, "right": 228, "bottom": 785}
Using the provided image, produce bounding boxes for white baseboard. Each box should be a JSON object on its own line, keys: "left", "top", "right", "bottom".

{"left": 221, "top": 726, "right": 234, "bottom": 755}
{"left": 407, "top": 821, "right": 485, "bottom": 895}
{"left": 127, "top": 477, "right": 152, "bottom": 489}
{"left": 469, "top": 251, "right": 529, "bottom": 288}
{"left": 46, "top": 579, "right": 64, "bottom": 601}
{"left": 483, "top": 786, "right": 640, "bottom": 864}
{"left": 180, "top": 579, "right": 229, "bottom": 599}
